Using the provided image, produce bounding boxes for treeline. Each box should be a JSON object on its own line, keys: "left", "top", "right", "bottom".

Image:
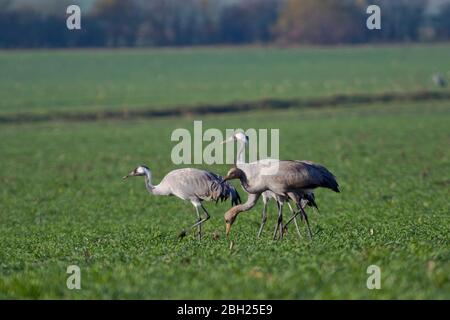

{"left": 0, "top": 0, "right": 449, "bottom": 48}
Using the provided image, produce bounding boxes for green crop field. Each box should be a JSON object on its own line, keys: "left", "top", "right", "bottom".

{"left": 0, "top": 44, "right": 449, "bottom": 115}
{"left": 0, "top": 100, "right": 449, "bottom": 299}
{"left": 0, "top": 45, "right": 449, "bottom": 299}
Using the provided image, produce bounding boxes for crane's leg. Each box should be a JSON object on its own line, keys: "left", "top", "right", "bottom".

{"left": 283, "top": 211, "right": 299, "bottom": 228}
{"left": 273, "top": 202, "right": 284, "bottom": 240}
{"left": 283, "top": 199, "right": 309, "bottom": 237}
{"left": 195, "top": 205, "right": 202, "bottom": 240}
{"left": 272, "top": 201, "right": 281, "bottom": 240}
{"left": 278, "top": 202, "right": 284, "bottom": 240}
{"left": 178, "top": 202, "right": 210, "bottom": 240}
{"left": 283, "top": 201, "right": 302, "bottom": 230}
{"left": 287, "top": 202, "right": 302, "bottom": 239}
{"left": 299, "top": 205, "right": 313, "bottom": 239}
{"left": 257, "top": 200, "right": 268, "bottom": 239}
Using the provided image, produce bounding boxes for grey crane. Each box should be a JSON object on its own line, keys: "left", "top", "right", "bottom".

{"left": 221, "top": 149, "right": 340, "bottom": 237}
{"left": 123, "top": 165, "right": 241, "bottom": 239}
{"left": 221, "top": 132, "right": 321, "bottom": 239}
{"left": 222, "top": 132, "right": 304, "bottom": 239}
{"left": 432, "top": 74, "right": 447, "bottom": 87}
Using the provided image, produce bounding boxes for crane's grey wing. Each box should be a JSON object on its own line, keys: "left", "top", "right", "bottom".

{"left": 203, "top": 170, "right": 242, "bottom": 206}
{"left": 278, "top": 161, "right": 340, "bottom": 192}
{"left": 167, "top": 168, "right": 241, "bottom": 204}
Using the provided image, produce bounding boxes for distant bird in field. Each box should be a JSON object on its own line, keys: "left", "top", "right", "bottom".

{"left": 123, "top": 165, "right": 241, "bottom": 239}
{"left": 432, "top": 74, "right": 447, "bottom": 87}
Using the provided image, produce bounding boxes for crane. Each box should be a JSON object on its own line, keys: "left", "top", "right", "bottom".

{"left": 221, "top": 132, "right": 304, "bottom": 239}
{"left": 221, "top": 132, "right": 339, "bottom": 238}
{"left": 221, "top": 132, "right": 321, "bottom": 239}
{"left": 123, "top": 165, "right": 241, "bottom": 239}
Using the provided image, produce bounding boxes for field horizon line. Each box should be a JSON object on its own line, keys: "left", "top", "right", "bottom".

{"left": 1, "top": 90, "right": 449, "bottom": 124}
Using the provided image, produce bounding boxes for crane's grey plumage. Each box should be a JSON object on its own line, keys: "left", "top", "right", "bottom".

{"left": 223, "top": 160, "right": 339, "bottom": 236}
{"left": 222, "top": 132, "right": 306, "bottom": 238}
{"left": 123, "top": 165, "right": 241, "bottom": 239}
{"left": 221, "top": 132, "right": 338, "bottom": 238}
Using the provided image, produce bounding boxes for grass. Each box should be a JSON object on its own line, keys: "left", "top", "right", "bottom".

{"left": 1, "top": 44, "right": 449, "bottom": 114}
{"left": 0, "top": 100, "right": 449, "bottom": 299}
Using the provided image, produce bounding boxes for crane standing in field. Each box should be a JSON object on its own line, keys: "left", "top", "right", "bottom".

{"left": 432, "top": 73, "right": 447, "bottom": 87}
{"left": 123, "top": 165, "right": 241, "bottom": 239}
{"left": 221, "top": 132, "right": 339, "bottom": 238}
{"left": 221, "top": 132, "right": 301, "bottom": 239}
{"left": 222, "top": 132, "right": 320, "bottom": 239}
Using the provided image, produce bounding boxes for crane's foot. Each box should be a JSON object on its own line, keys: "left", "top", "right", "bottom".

{"left": 177, "top": 229, "right": 187, "bottom": 239}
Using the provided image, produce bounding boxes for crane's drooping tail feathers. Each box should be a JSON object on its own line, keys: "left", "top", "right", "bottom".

{"left": 218, "top": 182, "right": 242, "bottom": 206}
{"left": 210, "top": 179, "right": 242, "bottom": 206}
{"left": 311, "top": 163, "right": 340, "bottom": 193}
{"left": 228, "top": 186, "right": 242, "bottom": 206}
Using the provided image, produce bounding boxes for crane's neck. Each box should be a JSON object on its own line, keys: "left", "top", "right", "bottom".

{"left": 230, "top": 192, "right": 260, "bottom": 218}
{"left": 143, "top": 168, "right": 155, "bottom": 194}
{"left": 238, "top": 172, "right": 250, "bottom": 191}
{"left": 236, "top": 140, "right": 246, "bottom": 166}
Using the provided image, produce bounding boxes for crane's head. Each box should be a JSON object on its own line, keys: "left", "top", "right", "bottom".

{"left": 224, "top": 207, "right": 238, "bottom": 236}
{"left": 220, "top": 131, "right": 249, "bottom": 145}
{"left": 122, "top": 165, "right": 149, "bottom": 180}
{"left": 222, "top": 166, "right": 244, "bottom": 182}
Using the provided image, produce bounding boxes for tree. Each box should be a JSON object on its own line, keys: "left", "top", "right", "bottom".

{"left": 362, "top": 0, "right": 428, "bottom": 42}
{"left": 432, "top": 3, "right": 450, "bottom": 40}
{"left": 219, "top": 0, "right": 279, "bottom": 44}
{"left": 93, "top": 0, "right": 142, "bottom": 47}
{"left": 274, "top": 0, "right": 365, "bottom": 45}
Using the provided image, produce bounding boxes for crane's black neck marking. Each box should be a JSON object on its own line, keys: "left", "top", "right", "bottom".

{"left": 143, "top": 168, "right": 155, "bottom": 193}
{"left": 238, "top": 171, "right": 250, "bottom": 191}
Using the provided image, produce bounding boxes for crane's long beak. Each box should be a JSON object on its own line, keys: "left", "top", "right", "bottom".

{"left": 122, "top": 171, "right": 135, "bottom": 180}
{"left": 226, "top": 222, "right": 232, "bottom": 236}
{"left": 220, "top": 136, "right": 234, "bottom": 145}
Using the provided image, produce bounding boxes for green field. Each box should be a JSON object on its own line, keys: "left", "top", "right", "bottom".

{"left": 1, "top": 44, "right": 449, "bottom": 114}
{"left": 0, "top": 45, "right": 449, "bottom": 299}
{"left": 1, "top": 101, "right": 449, "bottom": 299}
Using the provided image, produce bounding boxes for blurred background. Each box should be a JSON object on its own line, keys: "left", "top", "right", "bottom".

{"left": 1, "top": 0, "right": 449, "bottom": 48}
{"left": 0, "top": 0, "right": 449, "bottom": 116}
